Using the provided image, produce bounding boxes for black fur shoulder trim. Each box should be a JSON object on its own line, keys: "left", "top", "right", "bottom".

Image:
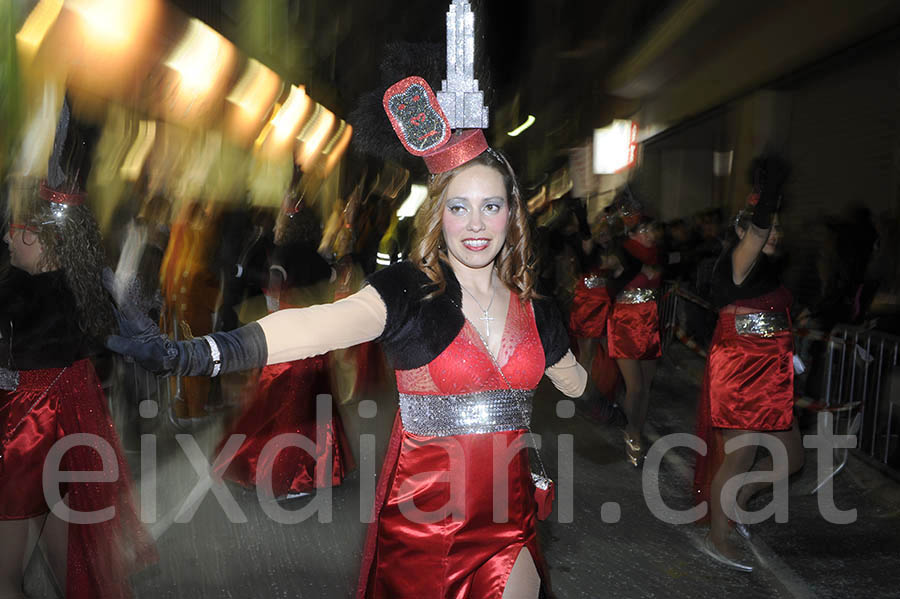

{"left": 532, "top": 296, "right": 571, "bottom": 368}
{"left": 366, "top": 261, "right": 465, "bottom": 370}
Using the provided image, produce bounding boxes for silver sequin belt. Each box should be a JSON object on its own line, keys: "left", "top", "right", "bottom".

{"left": 399, "top": 389, "right": 534, "bottom": 437}
{"left": 616, "top": 288, "right": 658, "bottom": 304}
{"left": 583, "top": 274, "right": 608, "bottom": 289}
{"left": 734, "top": 311, "right": 790, "bottom": 338}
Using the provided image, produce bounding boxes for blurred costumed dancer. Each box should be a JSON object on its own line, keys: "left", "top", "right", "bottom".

{"left": 213, "top": 202, "right": 354, "bottom": 498}
{"left": 607, "top": 193, "right": 662, "bottom": 466}
{"left": 106, "top": 10, "right": 589, "bottom": 592}
{"left": 693, "top": 154, "right": 804, "bottom": 571}
{"left": 329, "top": 186, "right": 386, "bottom": 405}
{"left": 158, "top": 200, "right": 222, "bottom": 425}
{"left": 568, "top": 204, "right": 621, "bottom": 420}
{"left": 0, "top": 102, "right": 154, "bottom": 598}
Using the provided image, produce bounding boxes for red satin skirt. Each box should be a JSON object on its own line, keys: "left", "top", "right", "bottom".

{"left": 707, "top": 312, "right": 794, "bottom": 430}
{"left": 360, "top": 422, "right": 548, "bottom": 599}
{"left": 0, "top": 359, "right": 155, "bottom": 598}
{"left": 693, "top": 312, "right": 794, "bottom": 508}
{"left": 213, "top": 355, "right": 354, "bottom": 497}
{"left": 607, "top": 301, "right": 661, "bottom": 360}
{"left": 569, "top": 283, "right": 611, "bottom": 338}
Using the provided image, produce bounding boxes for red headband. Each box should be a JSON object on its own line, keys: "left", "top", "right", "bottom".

{"left": 39, "top": 182, "right": 86, "bottom": 206}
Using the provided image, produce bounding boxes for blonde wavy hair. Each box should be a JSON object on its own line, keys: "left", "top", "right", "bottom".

{"left": 409, "top": 149, "right": 537, "bottom": 300}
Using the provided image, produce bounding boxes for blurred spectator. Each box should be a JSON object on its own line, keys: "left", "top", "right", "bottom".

{"left": 814, "top": 203, "right": 879, "bottom": 329}
{"left": 865, "top": 210, "right": 900, "bottom": 333}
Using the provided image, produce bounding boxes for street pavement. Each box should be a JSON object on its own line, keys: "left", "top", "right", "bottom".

{"left": 23, "top": 343, "right": 900, "bottom": 598}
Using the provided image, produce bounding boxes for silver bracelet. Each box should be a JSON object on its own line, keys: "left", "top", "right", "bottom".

{"left": 202, "top": 335, "right": 222, "bottom": 377}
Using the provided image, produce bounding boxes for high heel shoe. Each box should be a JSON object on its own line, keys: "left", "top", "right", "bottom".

{"left": 700, "top": 536, "right": 754, "bottom": 572}
{"left": 623, "top": 431, "right": 643, "bottom": 467}
{"left": 734, "top": 493, "right": 752, "bottom": 539}
{"left": 734, "top": 521, "right": 751, "bottom": 540}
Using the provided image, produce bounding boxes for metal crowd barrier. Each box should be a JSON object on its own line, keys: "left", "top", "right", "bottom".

{"left": 822, "top": 326, "right": 899, "bottom": 471}
{"left": 658, "top": 281, "right": 680, "bottom": 352}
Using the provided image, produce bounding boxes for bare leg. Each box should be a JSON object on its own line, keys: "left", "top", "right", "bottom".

{"left": 576, "top": 337, "right": 598, "bottom": 371}
{"left": 39, "top": 508, "right": 68, "bottom": 594}
{"left": 737, "top": 420, "right": 804, "bottom": 509}
{"left": 0, "top": 517, "right": 43, "bottom": 599}
{"left": 709, "top": 429, "right": 757, "bottom": 559}
{"left": 615, "top": 358, "right": 643, "bottom": 442}
{"left": 634, "top": 359, "right": 657, "bottom": 436}
{"left": 502, "top": 548, "right": 540, "bottom": 599}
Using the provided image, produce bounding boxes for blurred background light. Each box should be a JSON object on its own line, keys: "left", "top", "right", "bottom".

{"left": 225, "top": 58, "right": 283, "bottom": 145}
{"left": 593, "top": 119, "right": 637, "bottom": 174}
{"left": 164, "top": 19, "right": 232, "bottom": 97}
{"left": 396, "top": 184, "right": 428, "bottom": 219}
{"left": 321, "top": 120, "right": 352, "bottom": 177}
{"left": 507, "top": 114, "right": 535, "bottom": 137}
{"left": 120, "top": 120, "right": 157, "bottom": 181}
{"left": 15, "top": 0, "right": 63, "bottom": 64}
{"left": 295, "top": 103, "right": 335, "bottom": 170}
{"left": 268, "top": 85, "right": 310, "bottom": 147}
{"left": 713, "top": 150, "right": 734, "bottom": 176}
{"left": 68, "top": 0, "right": 142, "bottom": 47}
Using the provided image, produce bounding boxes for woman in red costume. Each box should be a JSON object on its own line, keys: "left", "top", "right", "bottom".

{"left": 693, "top": 154, "right": 804, "bottom": 571}
{"left": 569, "top": 209, "right": 621, "bottom": 420}
{"left": 606, "top": 197, "right": 662, "bottom": 466}
{"left": 213, "top": 203, "right": 354, "bottom": 498}
{"left": 109, "top": 141, "right": 588, "bottom": 597}
{"left": 0, "top": 170, "right": 154, "bottom": 596}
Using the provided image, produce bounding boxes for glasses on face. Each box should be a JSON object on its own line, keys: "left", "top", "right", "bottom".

{"left": 8, "top": 223, "right": 41, "bottom": 246}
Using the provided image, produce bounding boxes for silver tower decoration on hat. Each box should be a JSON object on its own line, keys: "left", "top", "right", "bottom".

{"left": 437, "top": 0, "right": 489, "bottom": 129}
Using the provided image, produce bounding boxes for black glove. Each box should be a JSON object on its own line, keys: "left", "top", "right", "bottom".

{"left": 749, "top": 153, "right": 789, "bottom": 229}
{"left": 104, "top": 269, "right": 268, "bottom": 376}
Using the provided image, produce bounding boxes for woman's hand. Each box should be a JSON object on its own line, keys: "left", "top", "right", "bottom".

{"left": 106, "top": 312, "right": 179, "bottom": 375}
{"left": 103, "top": 268, "right": 179, "bottom": 375}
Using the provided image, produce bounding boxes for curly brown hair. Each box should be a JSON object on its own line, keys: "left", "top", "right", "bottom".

{"left": 12, "top": 181, "right": 117, "bottom": 342}
{"left": 408, "top": 149, "right": 538, "bottom": 300}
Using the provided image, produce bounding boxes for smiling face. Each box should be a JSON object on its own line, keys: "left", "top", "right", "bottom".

{"left": 440, "top": 163, "right": 510, "bottom": 272}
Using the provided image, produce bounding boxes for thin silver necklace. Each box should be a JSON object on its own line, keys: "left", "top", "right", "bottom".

{"left": 460, "top": 282, "right": 496, "bottom": 337}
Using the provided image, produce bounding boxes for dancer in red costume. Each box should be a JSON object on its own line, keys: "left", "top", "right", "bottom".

{"left": 213, "top": 203, "right": 354, "bottom": 498}
{"left": 109, "top": 145, "right": 587, "bottom": 599}
{"left": 330, "top": 197, "right": 386, "bottom": 405}
{"left": 607, "top": 195, "right": 662, "bottom": 466}
{"left": 568, "top": 208, "right": 621, "bottom": 422}
{"left": 693, "top": 154, "right": 804, "bottom": 572}
{"left": 0, "top": 110, "right": 154, "bottom": 598}
{"left": 107, "top": 6, "right": 586, "bottom": 594}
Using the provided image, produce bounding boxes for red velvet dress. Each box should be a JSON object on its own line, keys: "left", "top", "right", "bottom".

{"left": 0, "top": 359, "right": 156, "bottom": 598}
{"left": 358, "top": 293, "right": 550, "bottom": 599}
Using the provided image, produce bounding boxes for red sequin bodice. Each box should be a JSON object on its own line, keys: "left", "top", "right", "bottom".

{"left": 395, "top": 293, "right": 545, "bottom": 395}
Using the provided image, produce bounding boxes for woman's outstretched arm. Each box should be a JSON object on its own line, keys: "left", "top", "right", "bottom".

{"left": 258, "top": 285, "right": 386, "bottom": 365}
{"left": 107, "top": 284, "right": 387, "bottom": 376}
